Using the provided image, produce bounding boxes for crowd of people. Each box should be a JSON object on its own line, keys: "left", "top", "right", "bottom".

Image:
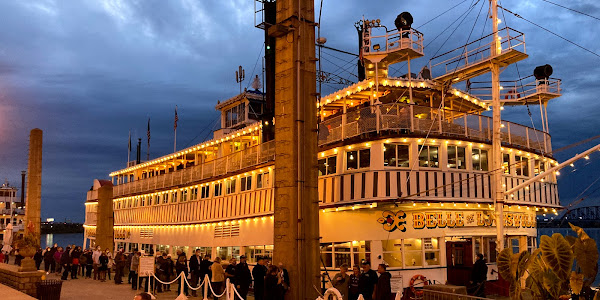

{"left": 331, "top": 262, "right": 392, "bottom": 300}
{"left": 3, "top": 243, "right": 400, "bottom": 300}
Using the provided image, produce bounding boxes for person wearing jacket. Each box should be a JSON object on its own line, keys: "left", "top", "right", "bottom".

{"left": 54, "top": 247, "right": 64, "bottom": 275}
{"left": 189, "top": 249, "right": 203, "bottom": 297}
{"left": 333, "top": 264, "right": 350, "bottom": 300}
{"left": 175, "top": 250, "right": 189, "bottom": 296}
{"left": 43, "top": 247, "right": 54, "bottom": 274}
{"left": 264, "top": 265, "right": 283, "bottom": 300}
{"left": 92, "top": 246, "right": 102, "bottom": 280}
{"left": 210, "top": 257, "right": 225, "bottom": 299}
{"left": 33, "top": 248, "right": 43, "bottom": 270}
{"left": 358, "top": 262, "right": 378, "bottom": 300}
{"left": 130, "top": 251, "right": 140, "bottom": 290}
{"left": 114, "top": 248, "right": 126, "bottom": 284}
{"left": 373, "top": 264, "right": 391, "bottom": 300}
{"left": 253, "top": 257, "right": 268, "bottom": 300}
{"left": 200, "top": 254, "right": 213, "bottom": 285}
{"left": 348, "top": 266, "right": 361, "bottom": 300}
{"left": 70, "top": 246, "right": 81, "bottom": 279}
{"left": 235, "top": 255, "right": 252, "bottom": 300}
{"left": 99, "top": 251, "right": 109, "bottom": 282}
{"left": 60, "top": 247, "right": 71, "bottom": 280}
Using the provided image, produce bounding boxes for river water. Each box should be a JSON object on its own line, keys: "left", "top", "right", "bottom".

{"left": 40, "top": 233, "right": 84, "bottom": 249}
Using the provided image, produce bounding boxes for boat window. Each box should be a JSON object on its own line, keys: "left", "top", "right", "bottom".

{"left": 320, "top": 241, "right": 371, "bottom": 269}
{"left": 472, "top": 149, "right": 489, "bottom": 171}
{"left": 171, "top": 191, "right": 178, "bottom": 203}
{"left": 318, "top": 156, "right": 337, "bottom": 176}
{"left": 214, "top": 183, "right": 223, "bottom": 197}
{"left": 382, "top": 239, "right": 403, "bottom": 267}
{"left": 241, "top": 176, "right": 253, "bottom": 191}
{"left": 346, "top": 149, "right": 370, "bottom": 170}
{"left": 226, "top": 179, "right": 237, "bottom": 194}
{"left": 257, "top": 172, "right": 270, "bottom": 189}
{"left": 383, "top": 144, "right": 410, "bottom": 168}
{"left": 243, "top": 245, "right": 273, "bottom": 263}
{"left": 404, "top": 238, "right": 423, "bottom": 267}
{"left": 515, "top": 156, "right": 529, "bottom": 176}
{"left": 503, "top": 153, "right": 510, "bottom": 174}
{"left": 447, "top": 145, "right": 466, "bottom": 169}
{"left": 225, "top": 103, "right": 246, "bottom": 128}
{"left": 418, "top": 145, "right": 439, "bottom": 168}
{"left": 191, "top": 188, "right": 198, "bottom": 200}
{"left": 534, "top": 160, "right": 546, "bottom": 175}
{"left": 181, "top": 189, "right": 188, "bottom": 202}
{"left": 201, "top": 185, "right": 210, "bottom": 198}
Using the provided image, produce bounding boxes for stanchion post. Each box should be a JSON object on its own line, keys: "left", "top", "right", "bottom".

{"left": 180, "top": 271, "right": 186, "bottom": 297}
{"left": 203, "top": 274, "right": 209, "bottom": 300}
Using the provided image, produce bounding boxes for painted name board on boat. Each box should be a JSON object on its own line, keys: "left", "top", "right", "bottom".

{"left": 377, "top": 210, "right": 536, "bottom": 232}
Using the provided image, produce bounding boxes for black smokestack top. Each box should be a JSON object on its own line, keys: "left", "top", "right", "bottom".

{"left": 20, "top": 170, "right": 25, "bottom": 207}
{"left": 136, "top": 138, "right": 141, "bottom": 164}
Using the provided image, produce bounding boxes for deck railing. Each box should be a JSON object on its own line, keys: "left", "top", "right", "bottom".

{"left": 467, "top": 76, "right": 561, "bottom": 101}
{"left": 114, "top": 140, "right": 276, "bottom": 197}
{"left": 318, "top": 103, "right": 551, "bottom": 154}
{"left": 422, "top": 289, "right": 494, "bottom": 300}
{"left": 363, "top": 27, "right": 424, "bottom": 56}
{"left": 430, "top": 27, "right": 525, "bottom": 78}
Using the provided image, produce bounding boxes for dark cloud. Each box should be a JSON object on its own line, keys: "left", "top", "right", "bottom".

{"left": 0, "top": 0, "right": 599, "bottom": 222}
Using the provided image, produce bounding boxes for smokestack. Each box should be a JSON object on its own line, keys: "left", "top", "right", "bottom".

{"left": 20, "top": 170, "right": 25, "bottom": 208}
{"left": 136, "top": 138, "right": 141, "bottom": 164}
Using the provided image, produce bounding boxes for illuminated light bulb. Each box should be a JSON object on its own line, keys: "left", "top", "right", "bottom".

{"left": 426, "top": 202, "right": 431, "bottom": 206}
{"left": 453, "top": 203, "right": 457, "bottom": 207}
{"left": 403, "top": 139, "right": 408, "bottom": 143}
{"left": 369, "top": 204, "right": 374, "bottom": 208}
{"left": 555, "top": 171, "right": 560, "bottom": 176}
{"left": 441, "top": 203, "right": 444, "bottom": 207}
{"left": 322, "top": 209, "right": 325, "bottom": 213}
{"left": 418, "top": 139, "right": 422, "bottom": 143}
{"left": 477, "top": 203, "right": 481, "bottom": 207}
{"left": 465, "top": 203, "right": 469, "bottom": 207}
{"left": 413, "top": 202, "right": 416, "bottom": 207}
{"left": 544, "top": 208, "right": 548, "bottom": 212}
{"left": 585, "top": 155, "right": 590, "bottom": 160}
{"left": 570, "top": 163, "right": 575, "bottom": 167}
{"left": 535, "top": 207, "right": 539, "bottom": 211}
{"left": 445, "top": 140, "right": 449, "bottom": 144}
{"left": 352, "top": 206, "right": 356, "bottom": 210}
{"left": 335, "top": 208, "right": 339, "bottom": 212}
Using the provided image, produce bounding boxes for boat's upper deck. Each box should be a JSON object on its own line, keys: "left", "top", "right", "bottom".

{"left": 317, "top": 76, "right": 552, "bottom": 155}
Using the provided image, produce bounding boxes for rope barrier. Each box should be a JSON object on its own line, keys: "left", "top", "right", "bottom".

{"left": 152, "top": 272, "right": 183, "bottom": 285}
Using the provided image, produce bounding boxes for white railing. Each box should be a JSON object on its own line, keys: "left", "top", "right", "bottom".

{"left": 114, "top": 140, "right": 276, "bottom": 197}
{"left": 467, "top": 76, "right": 561, "bottom": 102}
{"left": 422, "top": 289, "right": 494, "bottom": 300}
{"left": 363, "top": 27, "right": 424, "bottom": 57}
{"left": 318, "top": 103, "right": 551, "bottom": 154}
{"left": 430, "top": 27, "right": 525, "bottom": 79}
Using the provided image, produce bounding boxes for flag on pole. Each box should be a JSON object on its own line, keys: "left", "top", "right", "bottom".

{"left": 147, "top": 118, "right": 151, "bottom": 146}
{"left": 127, "top": 130, "right": 131, "bottom": 163}
{"left": 174, "top": 106, "right": 179, "bottom": 131}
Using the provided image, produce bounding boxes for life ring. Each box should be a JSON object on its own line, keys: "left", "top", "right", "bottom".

{"left": 409, "top": 274, "right": 428, "bottom": 297}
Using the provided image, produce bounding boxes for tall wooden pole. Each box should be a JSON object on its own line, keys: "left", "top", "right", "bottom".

{"left": 272, "top": 0, "right": 320, "bottom": 299}
{"left": 490, "top": 0, "right": 505, "bottom": 251}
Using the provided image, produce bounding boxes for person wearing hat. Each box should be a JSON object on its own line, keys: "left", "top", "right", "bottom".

{"left": 358, "top": 261, "right": 378, "bottom": 300}
{"left": 235, "top": 255, "right": 252, "bottom": 300}
{"left": 252, "top": 256, "right": 268, "bottom": 300}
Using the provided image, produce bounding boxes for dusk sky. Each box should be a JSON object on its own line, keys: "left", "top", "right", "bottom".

{"left": 0, "top": 0, "right": 599, "bottom": 222}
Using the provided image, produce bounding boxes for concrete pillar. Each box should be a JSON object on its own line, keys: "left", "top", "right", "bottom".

{"left": 25, "top": 129, "right": 43, "bottom": 243}
{"left": 96, "top": 184, "right": 114, "bottom": 253}
{"left": 272, "top": 1, "right": 320, "bottom": 300}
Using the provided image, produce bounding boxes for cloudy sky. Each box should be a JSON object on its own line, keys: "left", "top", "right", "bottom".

{"left": 0, "top": 0, "right": 598, "bottom": 222}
